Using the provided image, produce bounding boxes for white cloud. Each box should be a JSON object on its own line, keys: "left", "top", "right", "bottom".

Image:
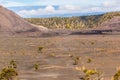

{"left": 33, "top": 0, "right": 83, "bottom": 6}
{"left": 2, "top": 0, "right": 118, "bottom": 17}
{"left": 59, "top": 5, "right": 81, "bottom": 11}
{"left": 91, "top": 7, "right": 100, "bottom": 11}
{"left": 18, "top": 6, "right": 56, "bottom": 17}
{"left": 18, "top": 5, "right": 82, "bottom": 17}
{"left": 17, "top": 3, "right": 120, "bottom": 18}
{"left": 82, "top": 0, "right": 120, "bottom": 12}
{"left": 103, "top": 0, "right": 120, "bottom": 7}
{"left": 0, "top": 1, "right": 25, "bottom": 7}
{"left": 44, "top": 6, "right": 55, "bottom": 12}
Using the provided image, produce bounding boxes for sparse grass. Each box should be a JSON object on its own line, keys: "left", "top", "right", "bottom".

{"left": 0, "top": 35, "right": 119, "bottom": 79}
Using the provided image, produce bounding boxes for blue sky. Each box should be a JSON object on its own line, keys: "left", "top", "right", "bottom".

{"left": 0, "top": 0, "right": 105, "bottom": 6}
{"left": 0, "top": 0, "right": 120, "bottom": 17}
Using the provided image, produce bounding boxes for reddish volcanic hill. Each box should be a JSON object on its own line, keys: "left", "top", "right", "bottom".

{"left": 98, "top": 12, "right": 120, "bottom": 30}
{"left": 98, "top": 16, "right": 120, "bottom": 30}
{"left": 0, "top": 6, "right": 48, "bottom": 36}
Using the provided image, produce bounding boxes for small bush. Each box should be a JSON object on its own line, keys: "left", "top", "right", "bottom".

{"left": 34, "top": 63, "right": 39, "bottom": 71}
{"left": 112, "top": 69, "right": 120, "bottom": 80}
{"left": 81, "top": 42, "right": 85, "bottom": 45}
{"left": 73, "top": 56, "right": 80, "bottom": 65}
{"left": 0, "top": 67, "right": 18, "bottom": 80}
{"left": 91, "top": 41, "right": 95, "bottom": 45}
{"left": 80, "top": 67, "right": 103, "bottom": 80}
{"left": 10, "top": 60, "right": 17, "bottom": 69}
{"left": 87, "top": 58, "right": 92, "bottom": 63}
{"left": 38, "top": 46, "right": 44, "bottom": 53}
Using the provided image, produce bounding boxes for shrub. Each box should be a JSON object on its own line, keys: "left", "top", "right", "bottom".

{"left": 10, "top": 60, "right": 17, "bottom": 69}
{"left": 87, "top": 58, "right": 92, "bottom": 63}
{"left": 91, "top": 41, "right": 95, "bottom": 45}
{"left": 80, "top": 67, "right": 103, "bottom": 80}
{"left": 73, "top": 56, "right": 80, "bottom": 65}
{"left": 112, "top": 69, "right": 120, "bottom": 80}
{"left": 34, "top": 63, "right": 39, "bottom": 71}
{"left": 38, "top": 46, "right": 44, "bottom": 53}
{"left": 0, "top": 67, "right": 18, "bottom": 80}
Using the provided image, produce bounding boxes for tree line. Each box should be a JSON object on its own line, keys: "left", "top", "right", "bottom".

{"left": 26, "top": 11, "right": 120, "bottom": 29}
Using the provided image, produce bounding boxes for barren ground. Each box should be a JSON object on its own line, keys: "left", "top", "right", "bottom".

{"left": 0, "top": 34, "right": 120, "bottom": 80}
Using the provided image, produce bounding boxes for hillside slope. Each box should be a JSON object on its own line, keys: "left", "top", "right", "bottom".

{"left": 98, "top": 12, "right": 120, "bottom": 30}
{"left": 0, "top": 6, "right": 48, "bottom": 36}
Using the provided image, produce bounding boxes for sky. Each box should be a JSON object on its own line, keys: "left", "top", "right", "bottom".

{"left": 0, "top": 0, "right": 120, "bottom": 17}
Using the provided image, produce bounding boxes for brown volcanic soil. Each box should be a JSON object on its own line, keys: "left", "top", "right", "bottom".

{"left": 0, "top": 6, "right": 48, "bottom": 36}
{"left": 0, "top": 35, "right": 120, "bottom": 80}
